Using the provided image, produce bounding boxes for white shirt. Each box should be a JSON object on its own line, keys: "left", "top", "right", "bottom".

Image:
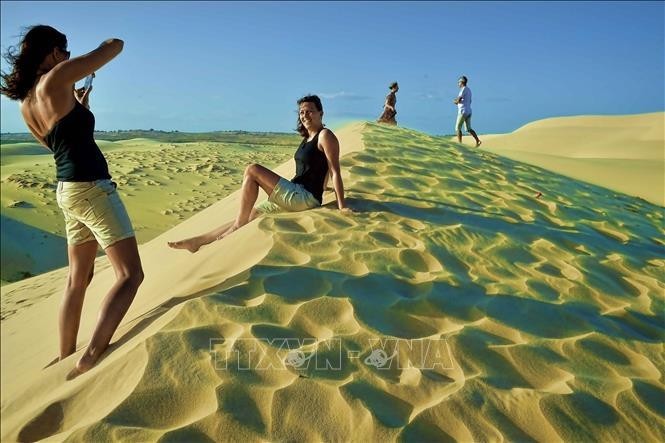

{"left": 457, "top": 86, "right": 472, "bottom": 115}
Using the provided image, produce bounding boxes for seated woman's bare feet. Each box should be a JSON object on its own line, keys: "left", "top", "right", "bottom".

{"left": 168, "top": 238, "right": 202, "bottom": 253}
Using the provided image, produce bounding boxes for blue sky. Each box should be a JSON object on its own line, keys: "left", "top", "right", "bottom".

{"left": 1, "top": 1, "right": 663, "bottom": 135}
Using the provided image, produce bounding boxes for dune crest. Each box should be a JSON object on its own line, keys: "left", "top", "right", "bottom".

{"left": 479, "top": 112, "right": 665, "bottom": 206}
{"left": 2, "top": 122, "right": 664, "bottom": 442}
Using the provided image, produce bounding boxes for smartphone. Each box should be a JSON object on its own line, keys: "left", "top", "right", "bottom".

{"left": 83, "top": 74, "right": 94, "bottom": 90}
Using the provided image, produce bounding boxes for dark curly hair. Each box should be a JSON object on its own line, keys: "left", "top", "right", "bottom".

{"left": 296, "top": 94, "right": 323, "bottom": 138}
{"left": 0, "top": 25, "right": 67, "bottom": 101}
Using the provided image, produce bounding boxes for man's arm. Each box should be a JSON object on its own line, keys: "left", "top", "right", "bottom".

{"left": 453, "top": 88, "right": 463, "bottom": 105}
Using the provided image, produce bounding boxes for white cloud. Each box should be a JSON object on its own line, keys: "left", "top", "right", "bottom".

{"left": 317, "top": 91, "right": 369, "bottom": 101}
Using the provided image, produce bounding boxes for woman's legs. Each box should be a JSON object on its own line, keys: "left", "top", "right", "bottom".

{"left": 60, "top": 240, "right": 98, "bottom": 359}
{"left": 74, "top": 236, "right": 144, "bottom": 374}
{"left": 235, "top": 163, "right": 281, "bottom": 226}
{"left": 167, "top": 220, "right": 235, "bottom": 253}
{"left": 168, "top": 164, "right": 281, "bottom": 252}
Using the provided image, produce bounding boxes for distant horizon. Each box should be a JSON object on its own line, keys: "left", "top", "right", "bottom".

{"left": 2, "top": 1, "right": 664, "bottom": 134}
{"left": 0, "top": 128, "right": 298, "bottom": 136}
{"left": 3, "top": 110, "right": 663, "bottom": 138}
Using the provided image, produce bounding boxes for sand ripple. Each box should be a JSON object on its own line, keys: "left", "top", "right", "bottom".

{"left": 2, "top": 123, "right": 664, "bottom": 442}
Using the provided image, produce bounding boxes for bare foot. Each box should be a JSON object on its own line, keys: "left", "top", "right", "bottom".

{"left": 168, "top": 238, "right": 202, "bottom": 253}
{"left": 475, "top": 140, "right": 482, "bottom": 147}
{"left": 66, "top": 350, "right": 97, "bottom": 380}
{"left": 66, "top": 366, "right": 82, "bottom": 380}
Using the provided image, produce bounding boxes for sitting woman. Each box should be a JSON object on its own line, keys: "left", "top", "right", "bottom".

{"left": 168, "top": 94, "right": 349, "bottom": 253}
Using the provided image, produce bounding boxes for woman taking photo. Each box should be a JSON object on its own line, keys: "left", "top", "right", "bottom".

{"left": 1, "top": 25, "right": 144, "bottom": 376}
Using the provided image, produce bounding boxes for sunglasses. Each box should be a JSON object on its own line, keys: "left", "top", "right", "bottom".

{"left": 57, "top": 46, "right": 70, "bottom": 59}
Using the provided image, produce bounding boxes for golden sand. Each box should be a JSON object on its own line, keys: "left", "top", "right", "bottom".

{"left": 1, "top": 122, "right": 664, "bottom": 441}
{"left": 476, "top": 112, "right": 665, "bottom": 206}
{"left": 1, "top": 136, "right": 296, "bottom": 284}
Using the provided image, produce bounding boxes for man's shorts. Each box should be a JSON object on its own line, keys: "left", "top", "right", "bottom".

{"left": 455, "top": 113, "right": 473, "bottom": 133}
{"left": 56, "top": 179, "right": 135, "bottom": 249}
{"left": 256, "top": 177, "right": 321, "bottom": 214}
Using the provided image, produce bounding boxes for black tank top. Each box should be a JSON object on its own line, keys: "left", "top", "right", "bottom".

{"left": 291, "top": 129, "right": 328, "bottom": 203}
{"left": 43, "top": 101, "right": 111, "bottom": 182}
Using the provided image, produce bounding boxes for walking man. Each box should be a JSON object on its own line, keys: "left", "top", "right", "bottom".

{"left": 454, "top": 76, "right": 481, "bottom": 147}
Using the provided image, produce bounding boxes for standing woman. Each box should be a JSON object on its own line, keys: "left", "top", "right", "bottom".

{"left": 0, "top": 25, "right": 144, "bottom": 375}
{"left": 377, "top": 81, "right": 398, "bottom": 125}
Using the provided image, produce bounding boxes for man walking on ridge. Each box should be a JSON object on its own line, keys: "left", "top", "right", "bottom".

{"left": 453, "top": 75, "right": 482, "bottom": 147}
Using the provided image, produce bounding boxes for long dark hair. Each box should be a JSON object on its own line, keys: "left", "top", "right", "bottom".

{"left": 296, "top": 94, "right": 323, "bottom": 138}
{"left": 0, "top": 25, "right": 67, "bottom": 101}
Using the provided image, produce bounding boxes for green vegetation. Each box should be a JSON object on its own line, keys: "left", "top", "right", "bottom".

{"left": 1, "top": 130, "right": 300, "bottom": 145}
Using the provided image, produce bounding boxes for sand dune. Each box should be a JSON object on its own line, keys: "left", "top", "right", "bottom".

{"left": 0, "top": 135, "right": 296, "bottom": 285}
{"left": 2, "top": 122, "right": 664, "bottom": 441}
{"left": 0, "top": 215, "right": 67, "bottom": 285}
{"left": 476, "top": 112, "right": 665, "bottom": 206}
